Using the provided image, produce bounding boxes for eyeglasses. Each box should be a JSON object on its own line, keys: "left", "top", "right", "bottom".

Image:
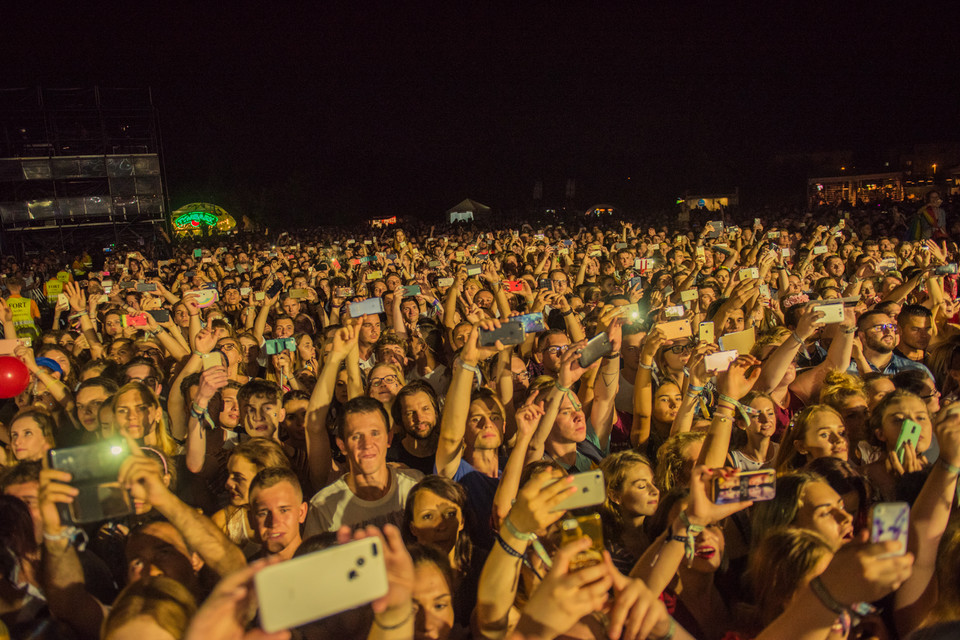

{"left": 219, "top": 343, "right": 237, "bottom": 351}
{"left": 667, "top": 343, "right": 693, "bottom": 354}
{"left": 867, "top": 323, "right": 898, "bottom": 335}
{"left": 125, "top": 376, "right": 159, "bottom": 388}
{"left": 920, "top": 389, "right": 941, "bottom": 400}
{"left": 513, "top": 371, "right": 531, "bottom": 381}
{"left": 544, "top": 345, "right": 570, "bottom": 356}
{"left": 370, "top": 374, "right": 399, "bottom": 388}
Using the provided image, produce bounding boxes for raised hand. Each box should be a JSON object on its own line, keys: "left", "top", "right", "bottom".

{"left": 507, "top": 472, "right": 575, "bottom": 536}
{"left": 716, "top": 354, "right": 761, "bottom": 401}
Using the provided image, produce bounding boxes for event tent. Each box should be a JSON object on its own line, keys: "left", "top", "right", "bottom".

{"left": 447, "top": 198, "right": 491, "bottom": 223}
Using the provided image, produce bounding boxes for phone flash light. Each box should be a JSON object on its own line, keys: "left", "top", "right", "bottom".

{"left": 110, "top": 446, "right": 123, "bottom": 455}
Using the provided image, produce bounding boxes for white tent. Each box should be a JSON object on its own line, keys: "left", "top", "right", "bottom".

{"left": 447, "top": 198, "right": 491, "bottom": 223}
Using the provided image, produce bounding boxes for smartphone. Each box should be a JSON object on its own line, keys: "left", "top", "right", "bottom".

{"left": 664, "top": 304, "right": 684, "bottom": 319}
{"left": 538, "top": 278, "right": 552, "bottom": 291}
{"left": 437, "top": 277, "right": 454, "bottom": 287}
{"left": 402, "top": 285, "right": 421, "bottom": 297}
{"left": 335, "top": 287, "right": 355, "bottom": 298}
{"left": 266, "top": 280, "right": 284, "bottom": 298}
{"left": 933, "top": 264, "right": 958, "bottom": 276}
{"left": 737, "top": 267, "right": 759, "bottom": 281}
{"left": 349, "top": 297, "right": 386, "bottom": 318}
{"left": 136, "top": 282, "right": 157, "bottom": 292}
{"left": 255, "top": 538, "right": 389, "bottom": 633}
{"left": 660, "top": 319, "right": 692, "bottom": 340}
{"left": 812, "top": 245, "right": 829, "bottom": 256}
{"left": 264, "top": 337, "right": 296, "bottom": 356}
{"left": 465, "top": 264, "right": 483, "bottom": 276}
{"left": 183, "top": 271, "right": 196, "bottom": 279}
{"left": 877, "top": 258, "right": 898, "bottom": 273}
{"left": 514, "top": 312, "right": 546, "bottom": 333}
{"left": 759, "top": 284, "right": 771, "bottom": 298}
{"left": 616, "top": 302, "right": 642, "bottom": 323}
{"left": 704, "top": 349, "right": 738, "bottom": 373}
{"left": 869, "top": 502, "right": 909, "bottom": 556}
{"left": 502, "top": 280, "right": 524, "bottom": 293}
{"left": 186, "top": 289, "right": 219, "bottom": 308}
{"left": 767, "top": 231, "right": 781, "bottom": 239}
{"left": 698, "top": 321, "right": 715, "bottom": 344}
{"left": 578, "top": 333, "right": 613, "bottom": 367}
{"left": 0, "top": 338, "right": 29, "bottom": 355}
{"left": 478, "top": 321, "right": 524, "bottom": 347}
{"left": 550, "top": 470, "right": 605, "bottom": 512}
{"left": 712, "top": 469, "right": 776, "bottom": 504}
{"left": 146, "top": 309, "right": 170, "bottom": 323}
{"left": 628, "top": 276, "right": 644, "bottom": 289}
{"left": 559, "top": 513, "right": 604, "bottom": 571}
{"left": 706, "top": 221, "right": 724, "bottom": 238}
{"left": 288, "top": 288, "right": 309, "bottom": 299}
{"left": 894, "top": 418, "right": 923, "bottom": 464}
{"left": 118, "top": 280, "right": 137, "bottom": 290}
{"left": 613, "top": 242, "right": 627, "bottom": 250}
{"left": 811, "top": 301, "right": 844, "bottom": 324}
{"left": 239, "top": 287, "right": 252, "bottom": 296}
{"left": 680, "top": 289, "right": 698, "bottom": 302}
{"left": 366, "top": 270, "right": 384, "bottom": 280}
{"left": 254, "top": 292, "right": 266, "bottom": 301}
{"left": 200, "top": 352, "right": 224, "bottom": 370}
{"left": 47, "top": 439, "right": 133, "bottom": 524}
{"left": 428, "top": 260, "right": 441, "bottom": 268}
{"left": 695, "top": 246, "right": 706, "bottom": 260}
{"left": 192, "top": 249, "right": 202, "bottom": 258}
{"left": 121, "top": 314, "right": 149, "bottom": 328}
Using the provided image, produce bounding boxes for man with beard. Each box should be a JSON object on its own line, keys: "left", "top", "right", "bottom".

{"left": 387, "top": 380, "right": 441, "bottom": 475}
{"left": 850, "top": 310, "right": 933, "bottom": 378}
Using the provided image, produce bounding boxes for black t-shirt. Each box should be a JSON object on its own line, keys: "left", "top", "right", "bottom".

{"left": 386, "top": 439, "right": 436, "bottom": 476}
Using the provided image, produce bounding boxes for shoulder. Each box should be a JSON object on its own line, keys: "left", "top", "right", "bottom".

{"left": 394, "top": 466, "right": 425, "bottom": 485}
{"left": 309, "top": 475, "right": 350, "bottom": 505}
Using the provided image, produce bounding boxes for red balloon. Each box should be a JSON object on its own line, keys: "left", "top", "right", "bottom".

{"left": 0, "top": 356, "right": 30, "bottom": 398}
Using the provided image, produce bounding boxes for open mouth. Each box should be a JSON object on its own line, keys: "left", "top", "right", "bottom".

{"left": 694, "top": 546, "right": 716, "bottom": 559}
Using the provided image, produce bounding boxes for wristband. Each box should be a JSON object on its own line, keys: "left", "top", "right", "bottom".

{"left": 555, "top": 381, "right": 582, "bottom": 411}
{"left": 789, "top": 331, "right": 805, "bottom": 347}
{"left": 561, "top": 309, "right": 573, "bottom": 317}
{"left": 496, "top": 532, "right": 529, "bottom": 558}
{"left": 842, "top": 326, "right": 856, "bottom": 334}
{"left": 687, "top": 384, "right": 704, "bottom": 393}
{"left": 603, "top": 351, "right": 621, "bottom": 359}
{"left": 373, "top": 605, "right": 414, "bottom": 630}
{"left": 655, "top": 618, "right": 678, "bottom": 640}
{"left": 809, "top": 576, "right": 849, "bottom": 616}
{"left": 638, "top": 361, "right": 654, "bottom": 371}
{"left": 717, "top": 393, "right": 752, "bottom": 425}
{"left": 503, "top": 514, "right": 537, "bottom": 541}
{"left": 677, "top": 511, "right": 704, "bottom": 567}
{"left": 938, "top": 457, "right": 960, "bottom": 476}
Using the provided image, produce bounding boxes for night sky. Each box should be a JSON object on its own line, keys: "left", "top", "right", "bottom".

{"left": 5, "top": 3, "right": 959, "bottom": 223}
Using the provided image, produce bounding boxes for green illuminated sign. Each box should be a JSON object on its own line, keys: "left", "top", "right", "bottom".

{"left": 175, "top": 211, "right": 219, "bottom": 227}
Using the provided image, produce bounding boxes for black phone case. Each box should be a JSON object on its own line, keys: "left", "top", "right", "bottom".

{"left": 578, "top": 333, "right": 612, "bottom": 367}
{"left": 478, "top": 322, "right": 524, "bottom": 347}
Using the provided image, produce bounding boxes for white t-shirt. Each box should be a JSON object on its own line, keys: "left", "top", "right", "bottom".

{"left": 303, "top": 466, "right": 424, "bottom": 538}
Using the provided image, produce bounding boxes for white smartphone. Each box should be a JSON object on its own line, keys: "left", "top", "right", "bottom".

{"left": 704, "top": 349, "right": 738, "bottom": 373}
{"left": 737, "top": 267, "right": 759, "bottom": 281}
{"left": 812, "top": 245, "right": 828, "bottom": 255}
{"left": 550, "top": 470, "right": 605, "bottom": 512}
{"left": 869, "top": 502, "right": 909, "bottom": 557}
{"left": 256, "top": 538, "right": 389, "bottom": 632}
{"left": 811, "top": 302, "right": 844, "bottom": 324}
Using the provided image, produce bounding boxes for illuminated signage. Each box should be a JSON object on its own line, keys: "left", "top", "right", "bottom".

{"left": 175, "top": 211, "right": 219, "bottom": 227}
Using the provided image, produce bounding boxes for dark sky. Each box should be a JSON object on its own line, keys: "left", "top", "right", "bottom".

{"left": 5, "top": 3, "right": 959, "bottom": 222}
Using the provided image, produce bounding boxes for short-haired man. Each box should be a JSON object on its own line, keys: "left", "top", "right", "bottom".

{"left": 238, "top": 379, "right": 286, "bottom": 439}
{"left": 895, "top": 304, "right": 933, "bottom": 363}
{"left": 303, "top": 396, "right": 423, "bottom": 537}
{"left": 850, "top": 310, "right": 933, "bottom": 379}
{"left": 249, "top": 466, "right": 307, "bottom": 561}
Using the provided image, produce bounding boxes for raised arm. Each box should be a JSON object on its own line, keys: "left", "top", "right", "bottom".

{"left": 697, "top": 355, "right": 761, "bottom": 469}
{"left": 894, "top": 409, "right": 960, "bottom": 635}
{"left": 590, "top": 306, "right": 623, "bottom": 451}
{"left": 436, "top": 321, "right": 500, "bottom": 478}
{"left": 630, "top": 329, "right": 665, "bottom": 449}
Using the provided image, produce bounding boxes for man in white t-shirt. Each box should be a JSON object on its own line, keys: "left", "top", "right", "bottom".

{"left": 303, "top": 396, "right": 422, "bottom": 537}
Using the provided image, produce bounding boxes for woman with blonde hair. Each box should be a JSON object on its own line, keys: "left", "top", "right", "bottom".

{"left": 654, "top": 431, "right": 706, "bottom": 494}
{"left": 819, "top": 370, "right": 871, "bottom": 462}
{"left": 112, "top": 381, "right": 179, "bottom": 460}
{"left": 101, "top": 576, "right": 196, "bottom": 640}
{"left": 366, "top": 361, "right": 405, "bottom": 410}
{"left": 774, "top": 405, "right": 849, "bottom": 474}
{"left": 600, "top": 450, "right": 659, "bottom": 573}
{"left": 211, "top": 438, "right": 290, "bottom": 552}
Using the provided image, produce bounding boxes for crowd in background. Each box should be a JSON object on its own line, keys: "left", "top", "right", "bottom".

{"left": 0, "top": 191, "right": 958, "bottom": 640}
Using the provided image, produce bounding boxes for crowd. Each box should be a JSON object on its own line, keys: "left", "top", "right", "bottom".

{"left": 0, "top": 191, "right": 958, "bottom": 640}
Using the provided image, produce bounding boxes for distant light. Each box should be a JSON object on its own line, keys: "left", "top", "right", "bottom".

{"left": 110, "top": 445, "right": 123, "bottom": 455}
{"left": 840, "top": 166, "right": 846, "bottom": 171}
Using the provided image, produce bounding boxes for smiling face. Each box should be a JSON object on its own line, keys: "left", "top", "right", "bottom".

{"left": 225, "top": 455, "right": 259, "bottom": 507}
{"left": 794, "top": 481, "right": 854, "bottom": 549}
{"left": 743, "top": 396, "right": 777, "bottom": 439}
{"left": 338, "top": 410, "right": 390, "bottom": 476}
{"left": 250, "top": 480, "right": 306, "bottom": 555}
{"left": 368, "top": 365, "right": 401, "bottom": 405}
{"left": 399, "top": 390, "right": 438, "bottom": 441}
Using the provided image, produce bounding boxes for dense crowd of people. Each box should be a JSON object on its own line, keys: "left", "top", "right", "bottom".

{"left": 0, "top": 192, "right": 959, "bottom": 640}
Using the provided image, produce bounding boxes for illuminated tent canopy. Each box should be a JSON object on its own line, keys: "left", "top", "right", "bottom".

{"left": 171, "top": 202, "right": 237, "bottom": 235}
{"left": 447, "top": 198, "right": 491, "bottom": 223}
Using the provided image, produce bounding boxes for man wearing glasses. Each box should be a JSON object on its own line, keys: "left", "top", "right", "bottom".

{"left": 850, "top": 310, "right": 933, "bottom": 379}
